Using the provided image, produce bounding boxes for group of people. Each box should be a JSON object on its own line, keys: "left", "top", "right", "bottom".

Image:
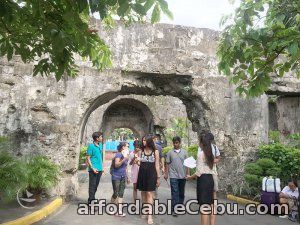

{"left": 85, "top": 131, "right": 221, "bottom": 225}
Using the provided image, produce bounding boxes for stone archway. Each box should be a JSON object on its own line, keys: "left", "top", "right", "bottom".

{"left": 101, "top": 98, "right": 155, "bottom": 140}
{"left": 0, "top": 22, "right": 276, "bottom": 199}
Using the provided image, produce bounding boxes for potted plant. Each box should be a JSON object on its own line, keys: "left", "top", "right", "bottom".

{"left": 24, "top": 155, "right": 59, "bottom": 204}
{"left": 0, "top": 150, "right": 27, "bottom": 203}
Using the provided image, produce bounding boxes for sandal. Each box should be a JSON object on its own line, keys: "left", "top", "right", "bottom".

{"left": 147, "top": 217, "right": 154, "bottom": 224}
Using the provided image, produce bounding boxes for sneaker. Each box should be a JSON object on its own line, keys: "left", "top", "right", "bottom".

{"left": 279, "top": 215, "right": 289, "bottom": 219}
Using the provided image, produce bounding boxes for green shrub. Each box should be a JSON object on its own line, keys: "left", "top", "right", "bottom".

{"left": 187, "top": 144, "right": 198, "bottom": 159}
{"left": 288, "top": 133, "right": 300, "bottom": 148}
{"left": 79, "top": 146, "right": 88, "bottom": 163}
{"left": 0, "top": 150, "right": 27, "bottom": 202}
{"left": 269, "top": 130, "right": 280, "bottom": 143}
{"left": 256, "top": 158, "right": 277, "bottom": 172}
{"left": 162, "top": 146, "right": 172, "bottom": 156}
{"left": 244, "top": 174, "right": 261, "bottom": 190}
{"left": 25, "top": 155, "right": 60, "bottom": 192}
{"left": 244, "top": 163, "right": 263, "bottom": 176}
{"left": 259, "top": 142, "right": 300, "bottom": 182}
{"left": 266, "top": 167, "right": 282, "bottom": 177}
{"left": 241, "top": 132, "right": 300, "bottom": 199}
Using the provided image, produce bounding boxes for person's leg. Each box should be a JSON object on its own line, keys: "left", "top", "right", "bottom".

{"left": 133, "top": 183, "right": 137, "bottom": 202}
{"left": 117, "top": 178, "right": 126, "bottom": 216}
{"left": 88, "top": 171, "right": 97, "bottom": 204}
{"left": 212, "top": 174, "right": 218, "bottom": 199}
{"left": 141, "top": 191, "right": 147, "bottom": 219}
{"left": 287, "top": 199, "right": 295, "bottom": 214}
{"left": 170, "top": 178, "right": 179, "bottom": 214}
{"left": 178, "top": 179, "right": 186, "bottom": 204}
{"left": 210, "top": 204, "right": 216, "bottom": 225}
{"left": 201, "top": 214, "right": 209, "bottom": 225}
{"left": 279, "top": 198, "right": 289, "bottom": 214}
{"left": 111, "top": 180, "right": 120, "bottom": 204}
{"left": 146, "top": 191, "right": 154, "bottom": 224}
{"left": 95, "top": 171, "right": 102, "bottom": 190}
{"left": 93, "top": 171, "right": 102, "bottom": 200}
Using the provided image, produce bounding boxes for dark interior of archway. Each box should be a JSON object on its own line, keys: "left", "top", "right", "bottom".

{"left": 101, "top": 98, "right": 155, "bottom": 140}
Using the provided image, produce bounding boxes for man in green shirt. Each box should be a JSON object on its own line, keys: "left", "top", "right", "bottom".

{"left": 86, "top": 132, "right": 103, "bottom": 204}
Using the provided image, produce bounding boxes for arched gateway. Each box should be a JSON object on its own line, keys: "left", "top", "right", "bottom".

{"left": 0, "top": 21, "right": 298, "bottom": 198}
{"left": 101, "top": 98, "right": 154, "bottom": 140}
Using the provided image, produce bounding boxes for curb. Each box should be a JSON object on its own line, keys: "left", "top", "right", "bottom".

{"left": 227, "top": 194, "right": 260, "bottom": 205}
{"left": 1, "top": 198, "right": 63, "bottom": 225}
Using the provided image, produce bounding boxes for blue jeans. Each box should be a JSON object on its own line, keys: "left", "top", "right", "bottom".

{"left": 170, "top": 178, "right": 186, "bottom": 212}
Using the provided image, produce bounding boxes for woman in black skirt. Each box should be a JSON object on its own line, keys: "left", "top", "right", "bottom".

{"left": 187, "top": 133, "right": 216, "bottom": 225}
{"left": 136, "top": 134, "right": 161, "bottom": 225}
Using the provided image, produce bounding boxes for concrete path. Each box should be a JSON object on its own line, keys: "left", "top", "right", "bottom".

{"left": 38, "top": 163, "right": 296, "bottom": 225}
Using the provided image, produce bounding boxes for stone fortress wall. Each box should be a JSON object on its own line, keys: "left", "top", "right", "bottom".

{"left": 0, "top": 20, "right": 299, "bottom": 198}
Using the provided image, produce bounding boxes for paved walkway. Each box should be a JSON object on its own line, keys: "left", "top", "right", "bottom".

{"left": 38, "top": 163, "right": 296, "bottom": 225}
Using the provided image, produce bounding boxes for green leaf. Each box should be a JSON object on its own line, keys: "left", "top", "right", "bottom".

{"left": 117, "top": 0, "right": 130, "bottom": 17}
{"left": 288, "top": 42, "right": 298, "bottom": 57}
{"left": 77, "top": 0, "right": 88, "bottom": 13}
{"left": 6, "top": 42, "right": 13, "bottom": 61}
{"left": 151, "top": 4, "right": 160, "bottom": 23}
{"left": 144, "top": 0, "right": 155, "bottom": 11}
{"left": 107, "top": 0, "right": 118, "bottom": 6}
{"left": 133, "top": 3, "right": 147, "bottom": 16}
{"left": 157, "top": 0, "right": 173, "bottom": 19}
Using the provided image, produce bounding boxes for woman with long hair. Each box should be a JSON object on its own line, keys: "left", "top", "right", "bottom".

{"left": 110, "top": 141, "right": 130, "bottom": 217}
{"left": 187, "top": 133, "right": 216, "bottom": 225}
{"left": 136, "top": 134, "right": 161, "bottom": 224}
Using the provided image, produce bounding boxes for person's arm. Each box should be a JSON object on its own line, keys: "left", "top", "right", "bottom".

{"left": 185, "top": 151, "right": 190, "bottom": 176}
{"left": 186, "top": 168, "right": 190, "bottom": 176}
{"left": 279, "top": 192, "right": 288, "bottom": 198}
{"left": 164, "top": 152, "right": 170, "bottom": 180}
{"left": 186, "top": 173, "right": 197, "bottom": 180}
{"left": 129, "top": 153, "right": 135, "bottom": 165}
{"left": 86, "top": 146, "right": 98, "bottom": 174}
{"left": 136, "top": 151, "right": 141, "bottom": 166}
{"left": 160, "top": 156, "right": 165, "bottom": 174}
{"left": 126, "top": 163, "right": 130, "bottom": 183}
{"left": 114, "top": 155, "right": 128, "bottom": 168}
{"left": 214, "top": 156, "right": 221, "bottom": 164}
{"left": 164, "top": 163, "right": 169, "bottom": 180}
{"left": 155, "top": 150, "right": 161, "bottom": 187}
{"left": 279, "top": 187, "right": 289, "bottom": 198}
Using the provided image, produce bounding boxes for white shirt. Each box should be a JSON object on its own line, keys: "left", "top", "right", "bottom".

{"left": 281, "top": 186, "right": 299, "bottom": 199}
{"left": 197, "top": 144, "right": 220, "bottom": 174}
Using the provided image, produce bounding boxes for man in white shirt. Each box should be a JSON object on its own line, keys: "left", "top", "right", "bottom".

{"left": 279, "top": 179, "right": 299, "bottom": 218}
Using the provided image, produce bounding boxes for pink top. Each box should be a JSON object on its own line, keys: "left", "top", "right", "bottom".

{"left": 129, "top": 151, "right": 140, "bottom": 183}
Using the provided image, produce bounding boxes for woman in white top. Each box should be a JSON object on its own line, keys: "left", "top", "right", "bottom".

{"left": 187, "top": 133, "right": 216, "bottom": 225}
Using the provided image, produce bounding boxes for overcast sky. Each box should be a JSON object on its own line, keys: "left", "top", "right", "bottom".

{"left": 160, "top": 0, "right": 240, "bottom": 30}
